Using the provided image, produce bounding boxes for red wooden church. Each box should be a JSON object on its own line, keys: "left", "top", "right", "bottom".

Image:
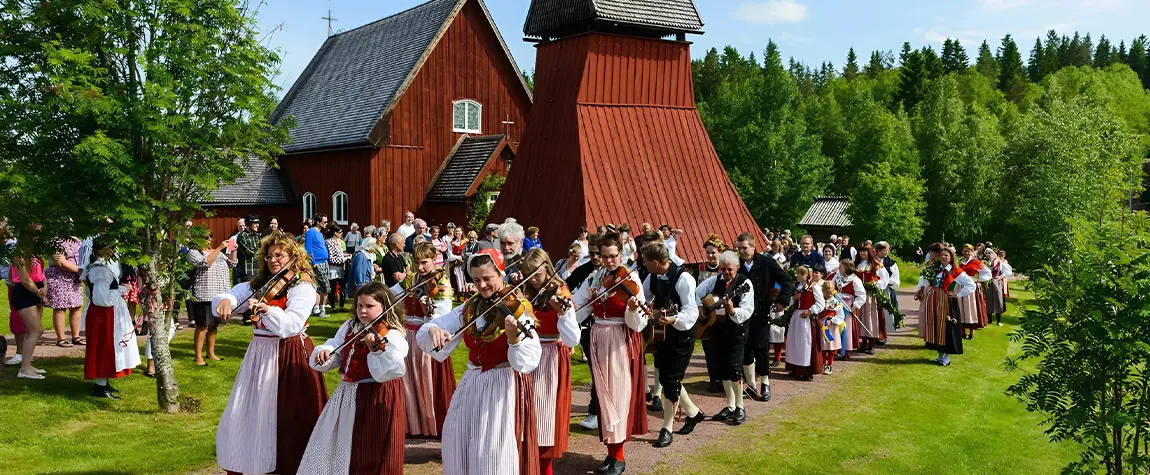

{"left": 487, "top": 0, "right": 764, "bottom": 263}
{"left": 197, "top": 0, "right": 532, "bottom": 239}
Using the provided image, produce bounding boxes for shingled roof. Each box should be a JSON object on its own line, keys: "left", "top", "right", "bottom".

{"left": 201, "top": 158, "right": 294, "bottom": 206}
{"left": 426, "top": 135, "right": 509, "bottom": 202}
{"left": 799, "top": 196, "right": 853, "bottom": 228}
{"left": 524, "top": 0, "right": 704, "bottom": 38}
{"left": 271, "top": 0, "right": 531, "bottom": 154}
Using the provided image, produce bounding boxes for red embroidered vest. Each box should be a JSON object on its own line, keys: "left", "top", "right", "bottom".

{"left": 857, "top": 261, "right": 881, "bottom": 283}
{"left": 592, "top": 288, "right": 628, "bottom": 320}
{"left": 339, "top": 324, "right": 375, "bottom": 382}
{"left": 253, "top": 293, "right": 291, "bottom": 333}
{"left": 796, "top": 287, "right": 816, "bottom": 310}
{"left": 840, "top": 278, "right": 857, "bottom": 296}
{"left": 464, "top": 329, "right": 511, "bottom": 372}
{"left": 534, "top": 305, "right": 560, "bottom": 339}
{"left": 960, "top": 259, "right": 984, "bottom": 278}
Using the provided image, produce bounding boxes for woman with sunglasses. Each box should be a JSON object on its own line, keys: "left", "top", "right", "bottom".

{"left": 211, "top": 233, "right": 328, "bottom": 475}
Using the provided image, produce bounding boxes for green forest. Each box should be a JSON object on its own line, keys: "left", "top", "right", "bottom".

{"left": 693, "top": 31, "right": 1150, "bottom": 270}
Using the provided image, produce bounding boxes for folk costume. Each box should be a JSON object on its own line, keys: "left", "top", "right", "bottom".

{"left": 832, "top": 272, "right": 865, "bottom": 357}
{"left": 416, "top": 292, "right": 542, "bottom": 475}
{"left": 299, "top": 321, "right": 408, "bottom": 475}
{"left": 573, "top": 268, "right": 648, "bottom": 472}
{"left": 695, "top": 274, "right": 754, "bottom": 422}
{"left": 918, "top": 263, "right": 976, "bottom": 365}
{"left": 389, "top": 271, "right": 456, "bottom": 438}
{"left": 526, "top": 285, "right": 580, "bottom": 470}
{"left": 854, "top": 260, "right": 889, "bottom": 353}
{"left": 784, "top": 281, "right": 825, "bottom": 379}
{"left": 80, "top": 257, "right": 141, "bottom": 397}
{"left": 696, "top": 262, "right": 725, "bottom": 388}
{"left": 637, "top": 263, "right": 701, "bottom": 447}
{"left": 819, "top": 291, "right": 847, "bottom": 374}
{"left": 984, "top": 256, "right": 1013, "bottom": 324}
{"left": 212, "top": 279, "right": 328, "bottom": 475}
{"left": 738, "top": 253, "right": 795, "bottom": 402}
{"left": 958, "top": 257, "right": 992, "bottom": 332}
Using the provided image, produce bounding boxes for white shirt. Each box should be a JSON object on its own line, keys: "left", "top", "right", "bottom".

{"left": 309, "top": 320, "right": 408, "bottom": 383}
{"left": 833, "top": 273, "right": 867, "bottom": 310}
{"left": 695, "top": 275, "right": 755, "bottom": 325}
{"left": 573, "top": 267, "right": 645, "bottom": 331}
{"left": 885, "top": 260, "right": 901, "bottom": 291}
{"left": 397, "top": 223, "right": 416, "bottom": 239}
{"left": 631, "top": 271, "right": 699, "bottom": 332}
{"left": 823, "top": 257, "right": 840, "bottom": 276}
{"left": 916, "top": 264, "right": 978, "bottom": 299}
{"left": 416, "top": 303, "right": 541, "bottom": 374}
{"left": 212, "top": 281, "right": 317, "bottom": 338}
{"left": 664, "top": 236, "right": 685, "bottom": 266}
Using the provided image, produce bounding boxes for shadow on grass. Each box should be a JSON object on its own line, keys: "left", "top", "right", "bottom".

{"left": 554, "top": 451, "right": 609, "bottom": 473}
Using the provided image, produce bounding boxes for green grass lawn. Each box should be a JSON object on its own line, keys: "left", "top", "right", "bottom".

{"left": 666, "top": 286, "right": 1078, "bottom": 475}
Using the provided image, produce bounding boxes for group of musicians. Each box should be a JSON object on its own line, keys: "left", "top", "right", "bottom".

{"left": 208, "top": 222, "right": 890, "bottom": 475}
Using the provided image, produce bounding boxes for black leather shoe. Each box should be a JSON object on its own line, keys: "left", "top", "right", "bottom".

{"left": 760, "top": 383, "right": 772, "bottom": 402}
{"left": 647, "top": 395, "right": 663, "bottom": 412}
{"left": 603, "top": 459, "right": 626, "bottom": 475}
{"left": 729, "top": 407, "right": 747, "bottom": 425}
{"left": 708, "top": 381, "right": 723, "bottom": 393}
{"left": 92, "top": 385, "right": 119, "bottom": 400}
{"left": 595, "top": 456, "right": 613, "bottom": 474}
{"left": 711, "top": 407, "right": 733, "bottom": 422}
{"left": 743, "top": 384, "right": 760, "bottom": 400}
{"left": 653, "top": 428, "right": 673, "bottom": 448}
{"left": 676, "top": 410, "right": 707, "bottom": 435}
{"left": 645, "top": 391, "right": 653, "bottom": 403}
{"left": 105, "top": 383, "right": 121, "bottom": 393}
{"left": 769, "top": 360, "right": 780, "bottom": 367}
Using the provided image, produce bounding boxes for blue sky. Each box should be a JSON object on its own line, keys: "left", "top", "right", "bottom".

{"left": 257, "top": 0, "right": 1150, "bottom": 91}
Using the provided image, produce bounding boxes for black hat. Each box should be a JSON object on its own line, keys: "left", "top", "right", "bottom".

{"left": 244, "top": 214, "right": 260, "bottom": 223}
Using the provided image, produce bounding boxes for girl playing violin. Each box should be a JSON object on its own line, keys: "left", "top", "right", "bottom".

{"left": 417, "top": 248, "right": 542, "bottom": 475}
{"left": 298, "top": 282, "right": 409, "bottom": 475}
{"left": 389, "top": 242, "right": 456, "bottom": 439}
{"left": 518, "top": 249, "right": 580, "bottom": 475}
{"left": 211, "top": 233, "right": 328, "bottom": 475}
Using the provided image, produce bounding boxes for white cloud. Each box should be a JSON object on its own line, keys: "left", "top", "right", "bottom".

{"left": 734, "top": 0, "right": 808, "bottom": 25}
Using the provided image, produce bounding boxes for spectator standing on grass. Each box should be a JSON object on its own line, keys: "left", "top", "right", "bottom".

{"left": 186, "top": 232, "right": 235, "bottom": 367}
{"left": 403, "top": 219, "right": 431, "bottom": 254}
{"left": 344, "top": 222, "right": 362, "bottom": 253}
{"left": 11, "top": 224, "right": 47, "bottom": 379}
{"left": 347, "top": 237, "right": 379, "bottom": 294}
{"left": 2, "top": 227, "right": 27, "bottom": 367}
{"left": 81, "top": 239, "right": 141, "bottom": 399}
{"left": 524, "top": 226, "right": 543, "bottom": 251}
{"left": 235, "top": 214, "right": 261, "bottom": 284}
{"left": 396, "top": 211, "right": 416, "bottom": 239}
{"left": 45, "top": 235, "right": 84, "bottom": 347}
{"left": 305, "top": 213, "right": 331, "bottom": 317}
{"left": 379, "top": 233, "right": 409, "bottom": 288}
{"left": 324, "top": 225, "right": 350, "bottom": 312}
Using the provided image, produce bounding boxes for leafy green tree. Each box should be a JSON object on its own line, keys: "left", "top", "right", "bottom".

{"left": 941, "top": 38, "right": 970, "bottom": 73}
{"left": 864, "top": 50, "right": 887, "bottom": 77}
{"left": 997, "top": 34, "right": 1028, "bottom": 102}
{"left": 997, "top": 95, "right": 1143, "bottom": 270}
{"left": 975, "top": 40, "right": 1000, "bottom": 81}
{"left": 693, "top": 47, "right": 721, "bottom": 104}
{"left": 1006, "top": 214, "right": 1150, "bottom": 475}
{"left": 843, "top": 47, "right": 860, "bottom": 81}
{"left": 1128, "top": 36, "right": 1149, "bottom": 90}
{"left": 0, "top": 0, "right": 289, "bottom": 411}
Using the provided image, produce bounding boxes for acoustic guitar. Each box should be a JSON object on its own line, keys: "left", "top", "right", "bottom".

{"left": 642, "top": 304, "right": 680, "bottom": 354}
{"left": 695, "top": 278, "right": 752, "bottom": 338}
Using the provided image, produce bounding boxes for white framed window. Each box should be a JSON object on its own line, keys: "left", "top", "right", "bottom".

{"left": 302, "top": 192, "right": 316, "bottom": 222}
{"left": 452, "top": 99, "right": 482, "bottom": 134}
{"left": 332, "top": 191, "right": 348, "bottom": 225}
{"left": 487, "top": 191, "right": 500, "bottom": 208}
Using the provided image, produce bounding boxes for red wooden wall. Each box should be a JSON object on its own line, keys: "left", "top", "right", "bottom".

{"left": 193, "top": 206, "right": 297, "bottom": 245}
{"left": 280, "top": 147, "right": 374, "bottom": 229}
{"left": 488, "top": 33, "right": 765, "bottom": 264}
{"left": 372, "top": 0, "right": 530, "bottom": 228}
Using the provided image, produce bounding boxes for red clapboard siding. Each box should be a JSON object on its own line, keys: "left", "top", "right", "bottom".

{"left": 281, "top": 147, "right": 374, "bottom": 229}
{"left": 373, "top": 0, "right": 529, "bottom": 229}
{"left": 488, "top": 32, "right": 764, "bottom": 263}
{"left": 193, "top": 206, "right": 297, "bottom": 244}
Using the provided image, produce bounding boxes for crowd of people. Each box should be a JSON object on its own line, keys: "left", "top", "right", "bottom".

{"left": 0, "top": 212, "right": 1014, "bottom": 475}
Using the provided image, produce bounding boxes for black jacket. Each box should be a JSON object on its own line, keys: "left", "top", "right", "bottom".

{"left": 738, "top": 253, "right": 795, "bottom": 316}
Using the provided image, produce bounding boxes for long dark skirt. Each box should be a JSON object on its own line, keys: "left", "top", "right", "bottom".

{"left": 924, "top": 298, "right": 964, "bottom": 355}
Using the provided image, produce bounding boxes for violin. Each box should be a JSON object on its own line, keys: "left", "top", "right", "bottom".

{"left": 601, "top": 265, "right": 651, "bottom": 312}
{"left": 531, "top": 276, "right": 574, "bottom": 313}
{"left": 249, "top": 264, "right": 300, "bottom": 323}
{"left": 331, "top": 306, "right": 401, "bottom": 356}
{"left": 467, "top": 286, "right": 536, "bottom": 339}
{"left": 410, "top": 268, "right": 446, "bottom": 314}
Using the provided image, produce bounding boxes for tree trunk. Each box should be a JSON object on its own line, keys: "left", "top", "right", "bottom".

{"left": 143, "top": 259, "right": 180, "bottom": 413}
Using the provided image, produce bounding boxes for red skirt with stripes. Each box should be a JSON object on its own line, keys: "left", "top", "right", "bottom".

{"left": 539, "top": 343, "right": 572, "bottom": 459}
{"left": 350, "top": 379, "right": 406, "bottom": 475}
{"left": 83, "top": 305, "right": 130, "bottom": 380}
{"left": 274, "top": 335, "right": 329, "bottom": 475}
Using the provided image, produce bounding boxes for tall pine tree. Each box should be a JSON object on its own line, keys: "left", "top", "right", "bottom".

{"left": 1028, "top": 37, "right": 1046, "bottom": 82}
{"left": 896, "top": 42, "right": 927, "bottom": 111}
{"left": 996, "top": 34, "right": 1027, "bottom": 102}
{"left": 976, "top": 40, "right": 1000, "bottom": 81}
{"left": 1094, "top": 35, "right": 1113, "bottom": 67}
{"left": 942, "top": 38, "right": 969, "bottom": 73}
{"left": 1129, "top": 36, "right": 1149, "bottom": 90}
{"left": 844, "top": 47, "right": 860, "bottom": 80}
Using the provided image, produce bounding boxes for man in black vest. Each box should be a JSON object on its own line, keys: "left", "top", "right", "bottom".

{"left": 630, "top": 242, "right": 704, "bottom": 448}
{"left": 696, "top": 250, "right": 754, "bottom": 425}
{"left": 735, "top": 232, "right": 794, "bottom": 402}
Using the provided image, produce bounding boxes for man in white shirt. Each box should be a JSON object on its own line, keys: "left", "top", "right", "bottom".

{"left": 396, "top": 211, "right": 416, "bottom": 239}
{"left": 658, "top": 224, "right": 685, "bottom": 266}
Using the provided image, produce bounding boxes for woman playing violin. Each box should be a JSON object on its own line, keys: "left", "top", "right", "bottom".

{"left": 389, "top": 242, "right": 456, "bottom": 439}
{"left": 211, "top": 233, "right": 328, "bottom": 475}
{"left": 417, "top": 248, "right": 542, "bottom": 475}
{"left": 570, "top": 233, "right": 647, "bottom": 475}
{"left": 518, "top": 249, "right": 580, "bottom": 474}
{"left": 298, "top": 283, "right": 409, "bottom": 475}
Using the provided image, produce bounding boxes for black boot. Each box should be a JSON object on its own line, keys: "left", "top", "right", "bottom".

{"left": 647, "top": 395, "right": 663, "bottom": 412}
{"left": 760, "top": 383, "right": 772, "bottom": 402}
{"left": 729, "top": 407, "right": 747, "bottom": 425}
{"left": 676, "top": 410, "right": 707, "bottom": 435}
{"left": 603, "top": 459, "right": 626, "bottom": 475}
{"left": 711, "top": 407, "right": 733, "bottom": 422}
{"left": 595, "top": 456, "right": 613, "bottom": 474}
{"left": 653, "top": 428, "right": 673, "bottom": 448}
{"left": 92, "top": 384, "right": 119, "bottom": 400}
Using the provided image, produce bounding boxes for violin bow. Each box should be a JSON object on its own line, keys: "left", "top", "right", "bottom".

{"left": 329, "top": 271, "right": 442, "bottom": 355}
{"left": 571, "top": 263, "right": 643, "bottom": 313}
{"left": 432, "top": 265, "right": 545, "bottom": 353}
